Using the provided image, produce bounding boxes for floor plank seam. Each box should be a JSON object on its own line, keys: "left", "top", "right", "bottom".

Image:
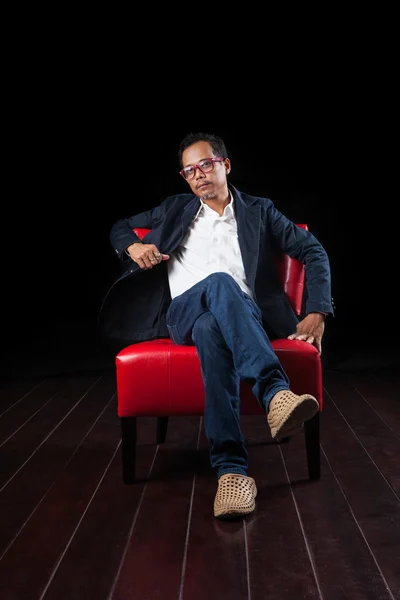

{"left": 0, "top": 392, "right": 117, "bottom": 561}
{"left": 0, "top": 380, "right": 44, "bottom": 419}
{"left": 38, "top": 439, "right": 122, "bottom": 599}
{"left": 352, "top": 384, "right": 400, "bottom": 440}
{"left": 320, "top": 445, "right": 397, "bottom": 600}
{"left": 243, "top": 519, "right": 251, "bottom": 600}
{"left": 0, "top": 376, "right": 104, "bottom": 494}
{"left": 107, "top": 445, "right": 159, "bottom": 600}
{"left": 179, "top": 417, "right": 203, "bottom": 600}
{"left": 324, "top": 390, "right": 400, "bottom": 502}
{"left": 279, "top": 445, "right": 325, "bottom": 600}
{"left": 0, "top": 391, "right": 59, "bottom": 448}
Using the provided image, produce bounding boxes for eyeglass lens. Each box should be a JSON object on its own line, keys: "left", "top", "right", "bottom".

{"left": 182, "top": 159, "right": 215, "bottom": 180}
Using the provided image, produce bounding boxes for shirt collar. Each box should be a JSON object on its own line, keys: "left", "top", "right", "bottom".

{"left": 199, "top": 190, "right": 235, "bottom": 217}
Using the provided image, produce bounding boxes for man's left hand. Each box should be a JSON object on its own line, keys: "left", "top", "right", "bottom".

{"left": 287, "top": 312, "right": 325, "bottom": 354}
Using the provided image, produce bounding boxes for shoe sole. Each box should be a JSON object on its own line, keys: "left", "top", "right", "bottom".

{"left": 215, "top": 504, "right": 256, "bottom": 520}
{"left": 272, "top": 396, "right": 319, "bottom": 439}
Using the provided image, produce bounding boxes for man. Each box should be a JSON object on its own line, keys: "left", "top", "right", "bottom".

{"left": 100, "top": 132, "right": 333, "bottom": 520}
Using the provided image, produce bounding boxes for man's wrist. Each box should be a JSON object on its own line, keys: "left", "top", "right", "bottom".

{"left": 125, "top": 242, "right": 142, "bottom": 256}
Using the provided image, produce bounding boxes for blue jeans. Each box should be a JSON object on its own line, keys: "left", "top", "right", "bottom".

{"left": 166, "top": 273, "right": 290, "bottom": 478}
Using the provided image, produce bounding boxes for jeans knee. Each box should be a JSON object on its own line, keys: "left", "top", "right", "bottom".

{"left": 192, "top": 312, "right": 219, "bottom": 343}
{"left": 205, "top": 272, "right": 238, "bottom": 289}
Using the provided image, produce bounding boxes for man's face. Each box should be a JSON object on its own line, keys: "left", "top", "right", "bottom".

{"left": 181, "top": 141, "right": 230, "bottom": 199}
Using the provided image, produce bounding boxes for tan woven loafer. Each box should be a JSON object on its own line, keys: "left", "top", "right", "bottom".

{"left": 267, "top": 389, "right": 319, "bottom": 439}
{"left": 214, "top": 474, "right": 257, "bottom": 520}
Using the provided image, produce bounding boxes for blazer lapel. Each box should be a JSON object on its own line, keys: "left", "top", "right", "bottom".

{"left": 162, "top": 196, "right": 200, "bottom": 255}
{"left": 232, "top": 186, "right": 261, "bottom": 289}
{"left": 182, "top": 196, "right": 201, "bottom": 235}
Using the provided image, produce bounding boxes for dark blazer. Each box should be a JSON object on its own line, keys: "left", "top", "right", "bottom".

{"left": 98, "top": 184, "right": 333, "bottom": 346}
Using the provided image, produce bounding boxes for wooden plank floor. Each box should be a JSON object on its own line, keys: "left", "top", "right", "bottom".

{"left": 0, "top": 367, "right": 399, "bottom": 600}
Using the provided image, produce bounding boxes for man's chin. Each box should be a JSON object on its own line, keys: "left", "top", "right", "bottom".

{"left": 198, "top": 191, "right": 216, "bottom": 201}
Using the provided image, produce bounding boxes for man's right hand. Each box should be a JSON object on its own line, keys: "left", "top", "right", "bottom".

{"left": 127, "top": 243, "right": 170, "bottom": 270}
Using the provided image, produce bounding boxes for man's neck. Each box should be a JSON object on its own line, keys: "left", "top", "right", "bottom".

{"left": 201, "top": 190, "right": 231, "bottom": 217}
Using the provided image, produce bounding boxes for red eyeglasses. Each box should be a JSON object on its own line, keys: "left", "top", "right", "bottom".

{"left": 179, "top": 157, "right": 225, "bottom": 181}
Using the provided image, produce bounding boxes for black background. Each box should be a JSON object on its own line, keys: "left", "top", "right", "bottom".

{"left": 3, "top": 0, "right": 398, "bottom": 380}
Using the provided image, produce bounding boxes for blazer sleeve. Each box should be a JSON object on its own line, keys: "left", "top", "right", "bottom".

{"left": 266, "top": 201, "right": 334, "bottom": 317}
{"left": 110, "top": 198, "right": 171, "bottom": 261}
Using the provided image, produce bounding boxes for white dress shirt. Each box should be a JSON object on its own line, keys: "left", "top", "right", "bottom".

{"left": 167, "top": 193, "right": 254, "bottom": 301}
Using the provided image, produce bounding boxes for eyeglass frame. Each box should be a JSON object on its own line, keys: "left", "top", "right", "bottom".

{"left": 179, "top": 157, "right": 226, "bottom": 180}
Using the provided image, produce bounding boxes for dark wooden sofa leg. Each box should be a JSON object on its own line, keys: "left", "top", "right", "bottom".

{"left": 157, "top": 417, "right": 169, "bottom": 444}
{"left": 304, "top": 412, "right": 321, "bottom": 480}
{"left": 121, "top": 416, "right": 137, "bottom": 484}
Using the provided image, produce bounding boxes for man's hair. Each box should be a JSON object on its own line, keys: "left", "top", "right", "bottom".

{"left": 178, "top": 132, "right": 229, "bottom": 167}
